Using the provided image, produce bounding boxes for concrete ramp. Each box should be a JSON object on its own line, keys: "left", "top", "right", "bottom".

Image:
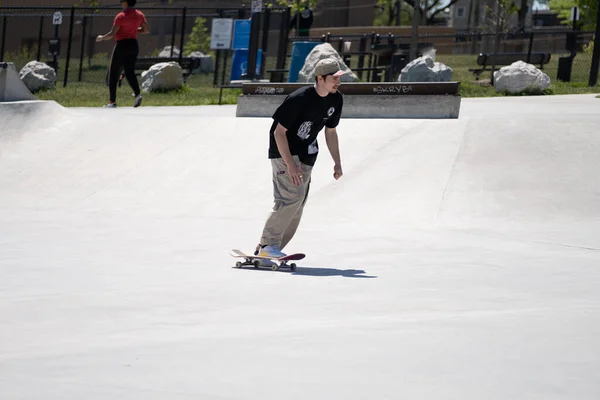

{"left": 1, "top": 96, "right": 599, "bottom": 400}
{"left": 0, "top": 62, "right": 36, "bottom": 102}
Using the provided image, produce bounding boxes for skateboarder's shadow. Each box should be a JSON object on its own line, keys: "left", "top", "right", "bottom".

{"left": 292, "top": 266, "right": 377, "bottom": 278}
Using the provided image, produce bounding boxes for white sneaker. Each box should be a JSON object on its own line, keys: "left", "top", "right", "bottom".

{"left": 259, "top": 258, "right": 277, "bottom": 267}
{"left": 258, "top": 245, "right": 286, "bottom": 258}
{"left": 103, "top": 103, "right": 116, "bottom": 108}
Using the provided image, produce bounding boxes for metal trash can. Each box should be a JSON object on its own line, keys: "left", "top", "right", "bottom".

{"left": 557, "top": 56, "right": 574, "bottom": 82}
{"left": 389, "top": 53, "right": 409, "bottom": 81}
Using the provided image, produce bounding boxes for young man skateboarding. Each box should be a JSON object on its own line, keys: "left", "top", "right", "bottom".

{"left": 255, "top": 58, "right": 346, "bottom": 260}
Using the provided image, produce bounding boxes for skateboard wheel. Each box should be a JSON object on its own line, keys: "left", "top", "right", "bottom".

{"left": 253, "top": 260, "right": 260, "bottom": 268}
{"left": 235, "top": 261, "right": 242, "bottom": 268}
{"left": 290, "top": 263, "right": 297, "bottom": 271}
{"left": 271, "top": 264, "right": 279, "bottom": 271}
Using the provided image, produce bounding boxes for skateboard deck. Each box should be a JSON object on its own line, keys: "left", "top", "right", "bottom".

{"left": 230, "top": 249, "right": 305, "bottom": 271}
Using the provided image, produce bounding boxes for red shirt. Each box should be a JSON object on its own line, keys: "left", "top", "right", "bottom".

{"left": 113, "top": 8, "right": 146, "bottom": 41}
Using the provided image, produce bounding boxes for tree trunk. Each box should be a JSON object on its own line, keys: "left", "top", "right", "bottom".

{"left": 517, "top": 0, "right": 528, "bottom": 32}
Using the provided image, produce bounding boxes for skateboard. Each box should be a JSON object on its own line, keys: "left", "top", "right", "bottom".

{"left": 230, "top": 249, "right": 305, "bottom": 271}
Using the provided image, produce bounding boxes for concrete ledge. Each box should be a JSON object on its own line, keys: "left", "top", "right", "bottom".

{"left": 237, "top": 94, "right": 461, "bottom": 119}
{"left": 242, "top": 82, "right": 460, "bottom": 96}
{"left": 235, "top": 82, "right": 461, "bottom": 119}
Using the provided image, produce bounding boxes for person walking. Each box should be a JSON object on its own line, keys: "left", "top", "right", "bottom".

{"left": 96, "top": 0, "right": 149, "bottom": 108}
{"left": 255, "top": 58, "right": 346, "bottom": 261}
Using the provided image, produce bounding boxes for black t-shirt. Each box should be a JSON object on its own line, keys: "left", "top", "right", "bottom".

{"left": 269, "top": 85, "right": 343, "bottom": 166}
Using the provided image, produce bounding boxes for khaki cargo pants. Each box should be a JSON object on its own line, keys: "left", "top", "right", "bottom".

{"left": 260, "top": 155, "right": 312, "bottom": 250}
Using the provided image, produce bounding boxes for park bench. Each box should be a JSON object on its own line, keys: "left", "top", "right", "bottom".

{"left": 114, "top": 56, "right": 202, "bottom": 88}
{"left": 468, "top": 52, "right": 551, "bottom": 80}
{"left": 132, "top": 57, "right": 202, "bottom": 82}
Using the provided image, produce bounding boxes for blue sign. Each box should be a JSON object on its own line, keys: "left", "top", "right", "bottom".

{"left": 232, "top": 19, "right": 251, "bottom": 50}
{"left": 288, "top": 41, "right": 320, "bottom": 82}
{"left": 230, "top": 49, "right": 263, "bottom": 81}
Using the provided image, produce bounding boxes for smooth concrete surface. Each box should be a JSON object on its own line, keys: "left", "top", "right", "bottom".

{"left": 1, "top": 95, "right": 599, "bottom": 399}
{"left": 236, "top": 94, "right": 461, "bottom": 118}
{"left": 0, "top": 62, "right": 37, "bottom": 102}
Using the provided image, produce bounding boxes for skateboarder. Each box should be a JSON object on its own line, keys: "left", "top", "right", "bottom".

{"left": 96, "top": 0, "right": 149, "bottom": 108}
{"left": 255, "top": 58, "right": 346, "bottom": 261}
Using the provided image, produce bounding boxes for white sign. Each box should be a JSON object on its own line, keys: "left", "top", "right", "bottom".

{"left": 52, "top": 11, "right": 63, "bottom": 25}
{"left": 570, "top": 6, "right": 579, "bottom": 21}
{"left": 252, "top": 0, "right": 263, "bottom": 13}
{"left": 210, "top": 18, "right": 233, "bottom": 50}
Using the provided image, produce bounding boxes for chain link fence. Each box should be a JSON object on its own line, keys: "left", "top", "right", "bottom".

{"left": 1, "top": 5, "right": 598, "bottom": 104}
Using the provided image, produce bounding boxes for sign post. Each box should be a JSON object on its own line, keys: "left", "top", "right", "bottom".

{"left": 49, "top": 11, "right": 63, "bottom": 72}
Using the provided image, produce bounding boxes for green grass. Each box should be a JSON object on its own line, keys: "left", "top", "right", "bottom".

{"left": 436, "top": 52, "right": 600, "bottom": 98}
{"left": 35, "top": 81, "right": 241, "bottom": 107}
{"left": 14, "top": 52, "right": 600, "bottom": 107}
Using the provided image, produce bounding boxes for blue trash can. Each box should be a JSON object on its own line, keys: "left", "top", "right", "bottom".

{"left": 287, "top": 41, "right": 320, "bottom": 82}
{"left": 230, "top": 49, "right": 263, "bottom": 81}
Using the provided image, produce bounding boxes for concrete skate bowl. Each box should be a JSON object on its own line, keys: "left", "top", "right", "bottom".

{"left": 0, "top": 100, "right": 68, "bottom": 133}
{"left": 1, "top": 96, "right": 599, "bottom": 400}
{"left": 1, "top": 97, "right": 599, "bottom": 249}
{"left": 293, "top": 115, "right": 600, "bottom": 249}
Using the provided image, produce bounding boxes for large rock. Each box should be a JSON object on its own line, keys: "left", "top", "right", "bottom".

{"left": 493, "top": 61, "right": 551, "bottom": 94}
{"left": 398, "top": 55, "right": 452, "bottom": 82}
{"left": 188, "top": 51, "right": 214, "bottom": 73}
{"left": 141, "top": 62, "right": 184, "bottom": 92}
{"left": 19, "top": 61, "right": 56, "bottom": 92}
{"left": 297, "top": 43, "right": 358, "bottom": 83}
{"left": 158, "top": 46, "right": 180, "bottom": 58}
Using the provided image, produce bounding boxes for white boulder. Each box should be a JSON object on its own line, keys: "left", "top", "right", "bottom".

{"left": 398, "top": 54, "right": 452, "bottom": 82}
{"left": 141, "top": 62, "right": 184, "bottom": 92}
{"left": 297, "top": 43, "right": 358, "bottom": 83}
{"left": 493, "top": 61, "right": 551, "bottom": 94}
{"left": 158, "top": 46, "right": 180, "bottom": 58}
{"left": 19, "top": 61, "right": 56, "bottom": 92}
{"left": 187, "top": 51, "right": 214, "bottom": 73}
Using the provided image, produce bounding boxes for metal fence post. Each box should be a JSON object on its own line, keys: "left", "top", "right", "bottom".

{"left": 588, "top": 4, "right": 600, "bottom": 86}
{"left": 0, "top": 16, "right": 7, "bottom": 62}
{"left": 170, "top": 15, "right": 177, "bottom": 57}
{"left": 78, "top": 16, "right": 87, "bottom": 82}
{"left": 526, "top": 31, "right": 534, "bottom": 63}
{"left": 178, "top": 7, "right": 186, "bottom": 65}
{"left": 63, "top": 6, "right": 75, "bottom": 87}
{"left": 37, "top": 16, "right": 44, "bottom": 61}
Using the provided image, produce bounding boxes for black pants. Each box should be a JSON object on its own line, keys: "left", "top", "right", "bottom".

{"left": 108, "top": 38, "right": 140, "bottom": 103}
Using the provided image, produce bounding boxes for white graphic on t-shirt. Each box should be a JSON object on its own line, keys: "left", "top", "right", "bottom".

{"left": 308, "top": 139, "right": 318, "bottom": 155}
{"left": 327, "top": 107, "right": 335, "bottom": 117}
{"left": 297, "top": 121, "right": 312, "bottom": 139}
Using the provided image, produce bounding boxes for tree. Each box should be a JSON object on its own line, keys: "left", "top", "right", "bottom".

{"left": 374, "top": 0, "right": 413, "bottom": 25}
{"left": 483, "top": 0, "right": 520, "bottom": 33}
{"left": 410, "top": 0, "right": 458, "bottom": 25}
{"left": 266, "top": 0, "right": 319, "bottom": 13}
{"left": 374, "top": 0, "right": 459, "bottom": 26}
{"left": 549, "top": 0, "right": 598, "bottom": 30}
{"left": 183, "top": 17, "right": 212, "bottom": 56}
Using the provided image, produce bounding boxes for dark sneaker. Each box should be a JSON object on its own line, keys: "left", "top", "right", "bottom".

{"left": 133, "top": 94, "right": 143, "bottom": 108}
